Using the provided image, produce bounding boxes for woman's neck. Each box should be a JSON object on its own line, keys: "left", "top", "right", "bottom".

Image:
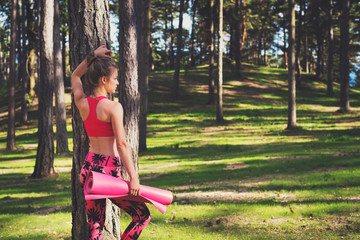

{"left": 92, "top": 88, "right": 107, "bottom": 98}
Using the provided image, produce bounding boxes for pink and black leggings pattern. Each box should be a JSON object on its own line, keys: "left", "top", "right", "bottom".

{"left": 80, "top": 152, "right": 151, "bottom": 240}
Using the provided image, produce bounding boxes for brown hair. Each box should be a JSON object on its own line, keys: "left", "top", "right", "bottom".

{"left": 85, "top": 53, "right": 117, "bottom": 93}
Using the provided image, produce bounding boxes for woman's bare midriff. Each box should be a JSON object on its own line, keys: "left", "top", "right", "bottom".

{"left": 88, "top": 136, "right": 119, "bottom": 157}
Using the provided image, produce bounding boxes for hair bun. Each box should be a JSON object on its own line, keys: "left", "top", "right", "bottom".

{"left": 86, "top": 51, "right": 98, "bottom": 67}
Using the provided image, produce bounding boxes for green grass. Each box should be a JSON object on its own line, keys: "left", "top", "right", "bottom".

{"left": 1, "top": 63, "right": 360, "bottom": 239}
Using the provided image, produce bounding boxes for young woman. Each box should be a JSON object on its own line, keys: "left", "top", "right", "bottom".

{"left": 71, "top": 45, "right": 150, "bottom": 240}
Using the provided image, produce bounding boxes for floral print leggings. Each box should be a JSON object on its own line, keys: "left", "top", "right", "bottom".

{"left": 80, "top": 152, "right": 151, "bottom": 240}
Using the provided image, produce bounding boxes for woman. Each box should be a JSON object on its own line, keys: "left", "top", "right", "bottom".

{"left": 71, "top": 45, "right": 150, "bottom": 240}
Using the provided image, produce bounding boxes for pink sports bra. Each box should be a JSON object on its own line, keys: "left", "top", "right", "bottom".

{"left": 84, "top": 96, "right": 114, "bottom": 137}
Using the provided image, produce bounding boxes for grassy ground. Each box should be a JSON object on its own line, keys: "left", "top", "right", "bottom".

{"left": 0, "top": 63, "right": 360, "bottom": 239}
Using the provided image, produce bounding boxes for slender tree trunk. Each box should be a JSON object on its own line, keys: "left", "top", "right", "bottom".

{"left": 315, "top": 3, "right": 324, "bottom": 82}
{"left": 287, "top": 0, "right": 296, "bottom": 129}
{"left": 7, "top": 0, "right": 17, "bottom": 150}
{"left": 33, "top": 0, "right": 56, "bottom": 178}
{"left": 20, "top": 0, "right": 28, "bottom": 125}
{"left": 234, "top": 0, "right": 241, "bottom": 75}
{"left": 172, "top": 0, "right": 185, "bottom": 99}
{"left": 164, "top": 15, "right": 169, "bottom": 70}
{"left": 208, "top": 0, "right": 215, "bottom": 105}
{"left": 240, "top": 0, "right": 246, "bottom": 51}
{"left": 303, "top": 0, "right": 309, "bottom": 73}
{"left": 217, "top": 0, "right": 224, "bottom": 123}
{"left": 139, "top": 0, "right": 152, "bottom": 153}
{"left": 169, "top": 1, "right": 175, "bottom": 70}
{"left": 68, "top": 0, "right": 117, "bottom": 239}
{"left": 54, "top": 0, "right": 69, "bottom": 154}
{"left": 295, "top": 0, "right": 302, "bottom": 90}
{"left": 190, "top": 0, "right": 197, "bottom": 68}
{"left": 327, "top": 0, "right": 334, "bottom": 97}
{"left": 339, "top": 0, "right": 350, "bottom": 112}
{"left": 119, "top": 0, "right": 140, "bottom": 175}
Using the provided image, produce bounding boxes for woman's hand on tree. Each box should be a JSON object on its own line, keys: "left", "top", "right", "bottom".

{"left": 94, "top": 45, "right": 112, "bottom": 58}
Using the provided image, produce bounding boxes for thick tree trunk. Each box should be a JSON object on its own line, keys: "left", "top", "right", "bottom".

{"left": 68, "top": 0, "right": 118, "bottom": 239}
{"left": 139, "top": 0, "right": 152, "bottom": 153}
{"left": 118, "top": 0, "right": 140, "bottom": 175}
{"left": 327, "top": 0, "right": 334, "bottom": 97}
{"left": 208, "top": 0, "right": 215, "bottom": 105}
{"left": 217, "top": 0, "right": 224, "bottom": 123}
{"left": 287, "top": 0, "right": 296, "bottom": 129}
{"left": 54, "top": 0, "right": 69, "bottom": 154}
{"left": 33, "top": 0, "right": 56, "bottom": 178}
{"left": 20, "top": 0, "right": 28, "bottom": 125}
{"left": 7, "top": 0, "right": 17, "bottom": 150}
{"left": 339, "top": 0, "right": 350, "bottom": 112}
{"left": 172, "top": 0, "right": 185, "bottom": 99}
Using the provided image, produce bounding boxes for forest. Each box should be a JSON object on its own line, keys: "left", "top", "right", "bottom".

{"left": 0, "top": 0, "right": 360, "bottom": 239}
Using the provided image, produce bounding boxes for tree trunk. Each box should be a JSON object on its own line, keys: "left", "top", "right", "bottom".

{"left": 118, "top": 0, "right": 140, "bottom": 176}
{"left": 172, "top": 0, "right": 185, "bottom": 99}
{"left": 54, "top": 0, "right": 69, "bottom": 154}
{"left": 287, "top": 0, "right": 296, "bottom": 129}
{"left": 217, "top": 0, "right": 224, "bottom": 123}
{"left": 339, "top": 0, "right": 350, "bottom": 112}
{"left": 68, "top": 0, "right": 117, "bottom": 239}
{"left": 32, "top": 0, "right": 56, "bottom": 178}
{"left": 7, "top": 0, "right": 17, "bottom": 150}
{"left": 169, "top": 1, "right": 175, "bottom": 70}
{"left": 234, "top": 0, "right": 241, "bottom": 76}
{"left": 315, "top": 3, "right": 324, "bottom": 82}
{"left": 164, "top": 15, "right": 169, "bottom": 70}
{"left": 208, "top": 0, "right": 215, "bottom": 105}
{"left": 139, "top": 0, "right": 151, "bottom": 153}
{"left": 295, "top": 0, "right": 302, "bottom": 90}
{"left": 240, "top": 0, "right": 246, "bottom": 51}
{"left": 27, "top": 0, "right": 36, "bottom": 98}
{"left": 190, "top": 0, "right": 197, "bottom": 68}
{"left": 61, "top": 29, "right": 67, "bottom": 85}
{"left": 326, "top": 0, "right": 334, "bottom": 97}
{"left": 20, "top": 0, "right": 28, "bottom": 125}
{"left": 303, "top": 0, "right": 309, "bottom": 73}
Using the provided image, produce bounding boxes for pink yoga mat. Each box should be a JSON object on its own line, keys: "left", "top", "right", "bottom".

{"left": 84, "top": 171, "right": 173, "bottom": 214}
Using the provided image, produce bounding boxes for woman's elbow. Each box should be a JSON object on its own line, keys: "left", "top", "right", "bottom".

{"left": 116, "top": 141, "right": 128, "bottom": 152}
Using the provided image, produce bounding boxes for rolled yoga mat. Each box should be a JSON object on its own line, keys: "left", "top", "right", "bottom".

{"left": 84, "top": 170, "right": 173, "bottom": 214}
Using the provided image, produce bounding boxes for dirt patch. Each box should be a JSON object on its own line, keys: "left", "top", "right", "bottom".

{"left": 34, "top": 205, "right": 70, "bottom": 215}
{"left": 225, "top": 162, "right": 249, "bottom": 169}
{"left": 140, "top": 172, "right": 163, "bottom": 180}
{"left": 175, "top": 191, "right": 296, "bottom": 203}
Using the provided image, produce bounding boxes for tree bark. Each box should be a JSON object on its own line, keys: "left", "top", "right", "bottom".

{"left": 339, "top": 0, "right": 350, "bottom": 112}
{"left": 208, "top": 0, "right": 215, "bottom": 105}
{"left": 7, "top": 0, "right": 17, "bottom": 150}
{"left": 54, "top": 0, "right": 69, "bottom": 154}
{"left": 217, "top": 0, "right": 224, "bottom": 123}
{"left": 68, "top": 0, "right": 117, "bottom": 239}
{"left": 118, "top": 0, "right": 140, "bottom": 175}
{"left": 139, "top": 0, "right": 152, "bottom": 153}
{"left": 315, "top": 3, "right": 324, "bottom": 82}
{"left": 169, "top": 1, "right": 175, "bottom": 70}
{"left": 326, "top": 0, "right": 334, "bottom": 97}
{"left": 287, "top": 0, "right": 296, "bottom": 129}
{"left": 32, "top": 0, "right": 56, "bottom": 178}
{"left": 295, "top": 0, "right": 302, "bottom": 90}
{"left": 190, "top": 0, "right": 197, "bottom": 68}
{"left": 303, "top": 0, "right": 309, "bottom": 73}
{"left": 20, "top": 0, "right": 28, "bottom": 125}
{"left": 172, "top": 0, "right": 185, "bottom": 99}
{"left": 234, "top": 0, "right": 241, "bottom": 75}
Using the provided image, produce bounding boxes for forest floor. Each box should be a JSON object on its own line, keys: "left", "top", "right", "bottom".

{"left": 0, "top": 63, "right": 360, "bottom": 239}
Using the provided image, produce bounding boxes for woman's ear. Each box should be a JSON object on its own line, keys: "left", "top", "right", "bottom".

{"left": 100, "top": 76, "right": 106, "bottom": 85}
